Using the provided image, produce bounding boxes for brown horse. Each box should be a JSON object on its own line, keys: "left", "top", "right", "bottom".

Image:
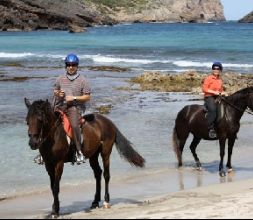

{"left": 172, "top": 87, "right": 253, "bottom": 177}
{"left": 25, "top": 98, "right": 145, "bottom": 218}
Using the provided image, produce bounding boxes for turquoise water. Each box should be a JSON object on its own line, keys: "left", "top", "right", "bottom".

{"left": 0, "top": 22, "right": 253, "bottom": 72}
{"left": 1, "top": 22, "right": 253, "bottom": 199}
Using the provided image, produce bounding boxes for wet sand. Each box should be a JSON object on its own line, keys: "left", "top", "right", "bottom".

{"left": 63, "top": 178, "right": 253, "bottom": 219}
{"left": 1, "top": 171, "right": 253, "bottom": 219}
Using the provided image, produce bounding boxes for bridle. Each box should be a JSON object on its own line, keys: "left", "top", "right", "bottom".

{"left": 220, "top": 95, "right": 253, "bottom": 116}
{"left": 29, "top": 105, "right": 61, "bottom": 149}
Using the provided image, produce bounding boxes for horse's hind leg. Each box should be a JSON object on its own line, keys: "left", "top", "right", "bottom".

{"left": 89, "top": 151, "right": 102, "bottom": 209}
{"left": 189, "top": 137, "right": 202, "bottom": 170}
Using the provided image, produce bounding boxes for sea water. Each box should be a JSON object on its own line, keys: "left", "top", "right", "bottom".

{"left": 0, "top": 22, "right": 253, "bottom": 199}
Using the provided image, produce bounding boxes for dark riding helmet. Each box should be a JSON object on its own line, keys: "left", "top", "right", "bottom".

{"left": 212, "top": 62, "right": 223, "bottom": 71}
{"left": 65, "top": 54, "right": 79, "bottom": 66}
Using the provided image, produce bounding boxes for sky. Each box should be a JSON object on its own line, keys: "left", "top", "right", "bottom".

{"left": 221, "top": 0, "right": 253, "bottom": 20}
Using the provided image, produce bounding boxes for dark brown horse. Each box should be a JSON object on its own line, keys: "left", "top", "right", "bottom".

{"left": 25, "top": 98, "right": 145, "bottom": 218}
{"left": 173, "top": 87, "right": 253, "bottom": 177}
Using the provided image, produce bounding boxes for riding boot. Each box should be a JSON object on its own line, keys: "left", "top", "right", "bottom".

{"left": 76, "top": 150, "right": 85, "bottom": 165}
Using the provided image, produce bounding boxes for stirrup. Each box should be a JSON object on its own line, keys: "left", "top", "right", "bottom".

{"left": 76, "top": 151, "right": 85, "bottom": 165}
{"left": 34, "top": 154, "right": 44, "bottom": 165}
{"left": 209, "top": 129, "right": 217, "bottom": 139}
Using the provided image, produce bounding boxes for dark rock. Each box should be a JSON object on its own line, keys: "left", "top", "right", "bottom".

{"left": 239, "top": 11, "right": 253, "bottom": 23}
{"left": 88, "top": 66, "right": 130, "bottom": 72}
{"left": 0, "top": 0, "right": 225, "bottom": 32}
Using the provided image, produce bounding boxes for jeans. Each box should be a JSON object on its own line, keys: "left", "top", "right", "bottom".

{"left": 204, "top": 96, "right": 217, "bottom": 128}
{"left": 67, "top": 106, "right": 82, "bottom": 152}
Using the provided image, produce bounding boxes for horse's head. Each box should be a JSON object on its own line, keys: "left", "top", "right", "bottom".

{"left": 25, "top": 98, "right": 53, "bottom": 150}
{"left": 246, "top": 87, "right": 253, "bottom": 112}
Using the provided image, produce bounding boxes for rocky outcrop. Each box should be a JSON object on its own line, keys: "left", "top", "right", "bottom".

{"left": 0, "top": 0, "right": 225, "bottom": 32}
{"left": 239, "top": 11, "right": 253, "bottom": 23}
{"left": 130, "top": 71, "right": 253, "bottom": 94}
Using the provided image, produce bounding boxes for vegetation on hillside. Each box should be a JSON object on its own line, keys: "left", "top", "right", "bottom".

{"left": 86, "top": 0, "right": 148, "bottom": 10}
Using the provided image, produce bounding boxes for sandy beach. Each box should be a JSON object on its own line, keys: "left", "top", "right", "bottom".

{"left": 65, "top": 178, "right": 253, "bottom": 219}
{"left": 1, "top": 174, "right": 253, "bottom": 219}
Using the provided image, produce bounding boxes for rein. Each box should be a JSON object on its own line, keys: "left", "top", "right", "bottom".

{"left": 220, "top": 96, "right": 253, "bottom": 116}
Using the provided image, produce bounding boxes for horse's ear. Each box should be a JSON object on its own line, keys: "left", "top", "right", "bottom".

{"left": 24, "top": 98, "right": 31, "bottom": 109}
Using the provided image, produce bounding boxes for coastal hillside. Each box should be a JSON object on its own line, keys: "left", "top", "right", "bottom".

{"left": 239, "top": 11, "right": 253, "bottom": 23}
{"left": 0, "top": 0, "right": 225, "bottom": 32}
{"left": 103, "top": 0, "right": 225, "bottom": 23}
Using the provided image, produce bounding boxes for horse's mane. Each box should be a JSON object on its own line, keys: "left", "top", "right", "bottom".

{"left": 28, "top": 100, "right": 54, "bottom": 121}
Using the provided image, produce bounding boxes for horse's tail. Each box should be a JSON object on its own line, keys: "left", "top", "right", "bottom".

{"left": 173, "top": 127, "right": 182, "bottom": 166}
{"left": 115, "top": 128, "right": 145, "bottom": 168}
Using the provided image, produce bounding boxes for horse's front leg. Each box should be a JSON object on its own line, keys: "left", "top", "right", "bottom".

{"left": 102, "top": 155, "right": 111, "bottom": 209}
{"left": 227, "top": 137, "right": 236, "bottom": 173}
{"left": 46, "top": 162, "right": 64, "bottom": 218}
{"left": 89, "top": 152, "right": 102, "bottom": 209}
{"left": 219, "top": 138, "right": 226, "bottom": 177}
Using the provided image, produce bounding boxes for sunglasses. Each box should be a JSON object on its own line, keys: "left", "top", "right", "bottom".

{"left": 66, "top": 63, "right": 78, "bottom": 67}
{"left": 212, "top": 67, "right": 221, "bottom": 71}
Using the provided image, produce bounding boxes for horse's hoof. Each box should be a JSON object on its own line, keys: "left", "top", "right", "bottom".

{"left": 51, "top": 214, "right": 59, "bottom": 219}
{"left": 103, "top": 202, "right": 111, "bottom": 209}
{"left": 196, "top": 166, "right": 202, "bottom": 171}
{"left": 219, "top": 171, "right": 226, "bottom": 177}
{"left": 90, "top": 202, "right": 99, "bottom": 210}
{"left": 227, "top": 168, "right": 234, "bottom": 173}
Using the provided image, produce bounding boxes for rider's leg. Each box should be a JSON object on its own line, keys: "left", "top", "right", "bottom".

{"left": 204, "top": 96, "right": 217, "bottom": 138}
{"left": 67, "top": 107, "right": 85, "bottom": 164}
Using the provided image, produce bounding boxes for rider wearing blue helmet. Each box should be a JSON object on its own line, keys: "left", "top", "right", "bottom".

{"left": 53, "top": 54, "right": 91, "bottom": 164}
{"left": 202, "top": 62, "right": 226, "bottom": 138}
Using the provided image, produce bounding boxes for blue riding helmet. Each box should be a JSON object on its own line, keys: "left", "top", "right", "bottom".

{"left": 65, "top": 54, "right": 79, "bottom": 65}
{"left": 212, "top": 62, "right": 223, "bottom": 71}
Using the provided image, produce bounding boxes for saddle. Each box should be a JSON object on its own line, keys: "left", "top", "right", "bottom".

{"left": 55, "top": 110, "right": 95, "bottom": 164}
{"left": 57, "top": 110, "right": 85, "bottom": 139}
{"left": 56, "top": 110, "right": 95, "bottom": 139}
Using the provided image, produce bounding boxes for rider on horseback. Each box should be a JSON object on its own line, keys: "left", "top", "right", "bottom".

{"left": 54, "top": 54, "right": 91, "bottom": 164}
{"left": 34, "top": 54, "right": 91, "bottom": 165}
{"left": 202, "top": 62, "right": 225, "bottom": 138}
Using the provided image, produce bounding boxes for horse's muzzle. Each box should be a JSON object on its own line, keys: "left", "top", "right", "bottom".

{"left": 29, "top": 136, "right": 40, "bottom": 150}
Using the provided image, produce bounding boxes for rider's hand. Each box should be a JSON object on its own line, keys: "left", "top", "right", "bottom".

{"left": 221, "top": 92, "right": 227, "bottom": 97}
{"left": 54, "top": 90, "right": 65, "bottom": 98}
{"left": 65, "top": 96, "right": 74, "bottom": 103}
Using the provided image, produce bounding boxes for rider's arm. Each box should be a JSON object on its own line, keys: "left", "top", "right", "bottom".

{"left": 65, "top": 94, "right": 91, "bottom": 103}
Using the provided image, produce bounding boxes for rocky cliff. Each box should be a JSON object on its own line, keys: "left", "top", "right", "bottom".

{"left": 108, "top": 0, "right": 225, "bottom": 23}
{"left": 0, "top": 0, "right": 225, "bottom": 32}
{"left": 239, "top": 11, "right": 253, "bottom": 23}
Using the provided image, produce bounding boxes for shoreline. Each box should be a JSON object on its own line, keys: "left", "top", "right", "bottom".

{"left": 64, "top": 178, "right": 253, "bottom": 219}
{"left": 2, "top": 172, "right": 253, "bottom": 219}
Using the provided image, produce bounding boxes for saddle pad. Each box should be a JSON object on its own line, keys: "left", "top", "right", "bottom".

{"left": 57, "top": 110, "right": 73, "bottom": 139}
